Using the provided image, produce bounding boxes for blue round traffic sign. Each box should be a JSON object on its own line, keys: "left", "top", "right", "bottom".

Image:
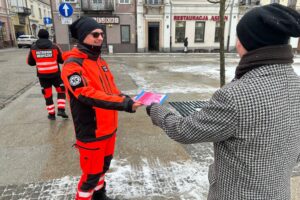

{"left": 59, "top": 3, "right": 73, "bottom": 17}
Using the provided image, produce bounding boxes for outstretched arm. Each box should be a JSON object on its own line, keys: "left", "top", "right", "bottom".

{"left": 61, "top": 62, "right": 137, "bottom": 112}
{"left": 148, "top": 89, "right": 238, "bottom": 144}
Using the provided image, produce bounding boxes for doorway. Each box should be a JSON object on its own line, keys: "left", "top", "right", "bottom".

{"left": 148, "top": 22, "right": 159, "bottom": 51}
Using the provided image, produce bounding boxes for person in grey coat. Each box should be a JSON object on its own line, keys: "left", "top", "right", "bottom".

{"left": 146, "top": 4, "right": 300, "bottom": 200}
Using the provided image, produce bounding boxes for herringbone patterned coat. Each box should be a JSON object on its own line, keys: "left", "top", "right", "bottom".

{"left": 149, "top": 64, "right": 300, "bottom": 200}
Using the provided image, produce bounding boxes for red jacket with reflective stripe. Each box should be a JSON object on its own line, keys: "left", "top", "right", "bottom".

{"left": 61, "top": 45, "right": 133, "bottom": 142}
{"left": 27, "top": 39, "right": 64, "bottom": 78}
{"left": 32, "top": 49, "right": 59, "bottom": 74}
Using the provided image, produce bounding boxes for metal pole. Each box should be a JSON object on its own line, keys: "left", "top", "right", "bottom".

{"left": 226, "top": 0, "right": 234, "bottom": 52}
{"left": 24, "top": 0, "right": 32, "bottom": 35}
{"left": 49, "top": 0, "right": 56, "bottom": 43}
{"left": 170, "top": 0, "right": 172, "bottom": 52}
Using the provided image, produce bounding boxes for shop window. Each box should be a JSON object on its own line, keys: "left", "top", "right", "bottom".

{"left": 121, "top": 25, "right": 130, "bottom": 43}
{"left": 120, "top": 0, "right": 130, "bottom": 3}
{"left": 195, "top": 21, "right": 205, "bottom": 43}
{"left": 175, "top": 21, "right": 185, "bottom": 43}
{"left": 215, "top": 22, "right": 220, "bottom": 42}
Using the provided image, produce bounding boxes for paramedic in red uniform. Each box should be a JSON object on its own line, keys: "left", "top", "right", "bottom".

{"left": 61, "top": 17, "right": 141, "bottom": 200}
{"left": 27, "top": 29, "right": 68, "bottom": 120}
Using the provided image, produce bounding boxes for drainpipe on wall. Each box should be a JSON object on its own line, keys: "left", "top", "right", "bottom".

{"left": 170, "top": 0, "right": 172, "bottom": 52}
{"left": 135, "top": 0, "right": 138, "bottom": 52}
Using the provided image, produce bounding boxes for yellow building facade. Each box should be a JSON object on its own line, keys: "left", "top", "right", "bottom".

{"left": 27, "top": 0, "right": 51, "bottom": 37}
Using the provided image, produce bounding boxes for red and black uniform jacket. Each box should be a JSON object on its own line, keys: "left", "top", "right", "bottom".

{"left": 61, "top": 44, "right": 134, "bottom": 142}
{"left": 27, "top": 39, "right": 64, "bottom": 78}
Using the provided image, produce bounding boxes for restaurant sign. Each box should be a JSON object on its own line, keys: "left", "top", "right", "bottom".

{"left": 174, "top": 16, "right": 228, "bottom": 21}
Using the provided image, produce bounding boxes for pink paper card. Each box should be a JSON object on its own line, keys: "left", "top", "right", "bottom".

{"left": 135, "top": 90, "right": 168, "bottom": 106}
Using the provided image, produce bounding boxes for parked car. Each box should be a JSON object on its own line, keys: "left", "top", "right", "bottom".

{"left": 17, "top": 35, "right": 37, "bottom": 48}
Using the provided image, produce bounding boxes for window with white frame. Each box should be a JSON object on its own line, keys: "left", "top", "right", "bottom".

{"left": 120, "top": 0, "right": 130, "bottom": 3}
{"left": 121, "top": 25, "right": 130, "bottom": 43}
{"left": 175, "top": 21, "right": 185, "bottom": 43}
{"left": 39, "top": 8, "right": 42, "bottom": 19}
{"left": 214, "top": 22, "right": 220, "bottom": 42}
{"left": 195, "top": 21, "right": 205, "bottom": 42}
{"left": 31, "top": 5, "right": 35, "bottom": 17}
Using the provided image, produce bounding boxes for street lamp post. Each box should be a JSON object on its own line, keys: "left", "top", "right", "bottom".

{"left": 49, "top": 0, "right": 56, "bottom": 43}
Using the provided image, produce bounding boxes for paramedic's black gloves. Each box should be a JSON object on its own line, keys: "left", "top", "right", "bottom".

{"left": 124, "top": 97, "right": 135, "bottom": 113}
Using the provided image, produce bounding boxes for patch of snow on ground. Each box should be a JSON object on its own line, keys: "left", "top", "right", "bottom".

{"left": 106, "top": 158, "right": 209, "bottom": 199}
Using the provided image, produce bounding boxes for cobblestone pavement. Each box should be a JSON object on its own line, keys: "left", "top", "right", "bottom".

{"left": 0, "top": 143, "right": 212, "bottom": 200}
{"left": 0, "top": 143, "right": 299, "bottom": 200}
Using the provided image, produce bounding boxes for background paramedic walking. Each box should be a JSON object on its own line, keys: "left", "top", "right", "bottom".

{"left": 27, "top": 29, "right": 68, "bottom": 120}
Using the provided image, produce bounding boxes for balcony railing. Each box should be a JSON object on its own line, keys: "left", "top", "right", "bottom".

{"left": 239, "top": 0, "right": 260, "bottom": 6}
{"left": 10, "top": 6, "right": 31, "bottom": 16}
{"left": 81, "top": 0, "right": 114, "bottom": 11}
{"left": 145, "top": 0, "right": 164, "bottom": 5}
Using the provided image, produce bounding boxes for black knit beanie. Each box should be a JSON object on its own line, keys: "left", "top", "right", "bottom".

{"left": 237, "top": 3, "right": 300, "bottom": 51}
{"left": 70, "top": 17, "right": 104, "bottom": 43}
{"left": 38, "top": 29, "right": 49, "bottom": 39}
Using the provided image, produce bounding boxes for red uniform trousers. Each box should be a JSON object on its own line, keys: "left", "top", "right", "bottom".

{"left": 75, "top": 133, "right": 116, "bottom": 200}
{"left": 39, "top": 77, "right": 66, "bottom": 115}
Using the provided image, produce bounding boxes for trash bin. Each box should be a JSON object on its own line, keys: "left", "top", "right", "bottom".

{"left": 108, "top": 45, "right": 113, "bottom": 54}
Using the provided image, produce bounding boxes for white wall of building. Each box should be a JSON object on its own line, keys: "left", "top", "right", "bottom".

{"left": 136, "top": 0, "right": 171, "bottom": 52}
{"left": 171, "top": 0, "right": 239, "bottom": 52}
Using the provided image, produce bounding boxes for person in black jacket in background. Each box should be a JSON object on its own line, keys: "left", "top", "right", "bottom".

{"left": 27, "top": 29, "right": 68, "bottom": 120}
{"left": 184, "top": 37, "right": 188, "bottom": 53}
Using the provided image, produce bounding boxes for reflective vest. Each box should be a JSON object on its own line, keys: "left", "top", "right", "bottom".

{"left": 31, "top": 49, "right": 59, "bottom": 74}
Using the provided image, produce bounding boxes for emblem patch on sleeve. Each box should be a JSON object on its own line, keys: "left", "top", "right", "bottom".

{"left": 68, "top": 73, "right": 84, "bottom": 90}
{"left": 69, "top": 75, "right": 81, "bottom": 86}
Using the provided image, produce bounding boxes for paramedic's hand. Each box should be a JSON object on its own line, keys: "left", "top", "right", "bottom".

{"left": 132, "top": 101, "right": 142, "bottom": 111}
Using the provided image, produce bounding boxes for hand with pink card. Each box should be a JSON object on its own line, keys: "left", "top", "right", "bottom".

{"left": 134, "top": 90, "right": 168, "bottom": 106}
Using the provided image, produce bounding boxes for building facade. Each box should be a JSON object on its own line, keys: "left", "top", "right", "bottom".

{"left": 137, "top": 0, "right": 171, "bottom": 52}
{"left": 52, "top": 0, "right": 136, "bottom": 52}
{"left": 137, "top": 0, "right": 239, "bottom": 52}
{"left": 171, "top": 0, "right": 239, "bottom": 52}
{"left": 0, "top": 0, "right": 14, "bottom": 48}
{"left": 27, "top": 0, "right": 52, "bottom": 38}
{"left": 9, "top": 0, "right": 32, "bottom": 38}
